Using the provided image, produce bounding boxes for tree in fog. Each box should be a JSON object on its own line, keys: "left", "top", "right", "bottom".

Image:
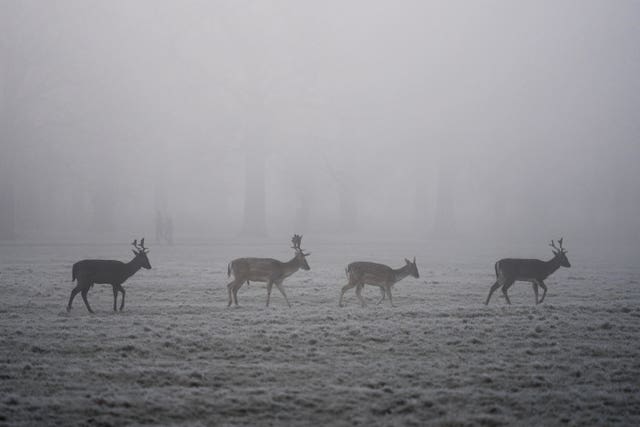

{"left": 322, "top": 139, "right": 358, "bottom": 233}
{"left": 218, "top": 3, "right": 314, "bottom": 237}
{"left": 0, "top": 2, "right": 75, "bottom": 239}
{"left": 217, "top": 4, "right": 277, "bottom": 237}
{"left": 0, "top": 3, "right": 31, "bottom": 240}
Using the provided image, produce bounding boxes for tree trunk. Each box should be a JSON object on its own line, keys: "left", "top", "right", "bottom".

{"left": 0, "top": 48, "right": 16, "bottom": 240}
{"left": 0, "top": 157, "right": 16, "bottom": 240}
{"left": 90, "top": 186, "right": 116, "bottom": 233}
{"left": 338, "top": 186, "right": 357, "bottom": 232}
{"left": 154, "top": 147, "right": 171, "bottom": 243}
{"left": 241, "top": 150, "right": 267, "bottom": 236}
{"left": 432, "top": 155, "right": 456, "bottom": 238}
{"left": 294, "top": 191, "right": 310, "bottom": 233}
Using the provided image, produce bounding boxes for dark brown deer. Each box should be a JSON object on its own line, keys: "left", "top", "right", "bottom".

{"left": 67, "top": 239, "right": 151, "bottom": 313}
{"left": 339, "top": 258, "right": 420, "bottom": 307}
{"left": 485, "top": 238, "right": 570, "bottom": 305}
{"left": 227, "top": 234, "right": 311, "bottom": 307}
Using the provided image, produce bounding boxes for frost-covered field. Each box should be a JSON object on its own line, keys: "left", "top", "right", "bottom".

{"left": 1, "top": 241, "right": 640, "bottom": 426}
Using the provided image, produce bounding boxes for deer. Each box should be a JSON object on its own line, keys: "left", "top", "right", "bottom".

{"left": 339, "top": 257, "right": 420, "bottom": 307}
{"left": 226, "top": 234, "right": 311, "bottom": 308}
{"left": 485, "top": 238, "right": 570, "bottom": 305}
{"left": 67, "top": 239, "right": 151, "bottom": 313}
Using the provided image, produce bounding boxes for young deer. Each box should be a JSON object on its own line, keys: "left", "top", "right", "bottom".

{"left": 485, "top": 238, "right": 570, "bottom": 305}
{"left": 339, "top": 258, "right": 420, "bottom": 307}
{"left": 67, "top": 239, "right": 151, "bottom": 313}
{"left": 227, "top": 234, "right": 311, "bottom": 307}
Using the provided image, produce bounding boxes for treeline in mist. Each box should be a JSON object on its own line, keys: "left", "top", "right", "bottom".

{"left": 1, "top": 1, "right": 639, "bottom": 244}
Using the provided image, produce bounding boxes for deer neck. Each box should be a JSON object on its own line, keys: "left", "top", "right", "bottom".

{"left": 125, "top": 257, "right": 144, "bottom": 279}
{"left": 282, "top": 255, "right": 302, "bottom": 277}
{"left": 392, "top": 264, "right": 411, "bottom": 283}
{"left": 543, "top": 256, "right": 562, "bottom": 279}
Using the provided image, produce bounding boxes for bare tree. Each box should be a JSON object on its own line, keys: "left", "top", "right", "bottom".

{"left": 0, "top": 2, "right": 73, "bottom": 239}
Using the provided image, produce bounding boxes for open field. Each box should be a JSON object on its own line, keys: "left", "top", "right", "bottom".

{"left": 1, "top": 241, "right": 640, "bottom": 426}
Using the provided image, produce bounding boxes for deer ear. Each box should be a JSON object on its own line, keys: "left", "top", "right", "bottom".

{"left": 413, "top": 257, "right": 416, "bottom": 264}
{"left": 405, "top": 258, "right": 411, "bottom": 264}
{"left": 132, "top": 249, "right": 139, "bottom": 256}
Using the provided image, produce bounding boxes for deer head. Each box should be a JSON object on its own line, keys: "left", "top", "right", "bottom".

{"left": 132, "top": 238, "right": 152, "bottom": 269}
{"left": 291, "top": 234, "right": 311, "bottom": 271}
{"left": 549, "top": 238, "right": 570, "bottom": 268}
{"left": 404, "top": 257, "right": 420, "bottom": 278}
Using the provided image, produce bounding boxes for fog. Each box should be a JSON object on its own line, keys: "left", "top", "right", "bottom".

{"left": 2, "top": 0, "right": 639, "bottom": 248}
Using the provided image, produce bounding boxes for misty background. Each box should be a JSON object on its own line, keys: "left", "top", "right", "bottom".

{"left": 1, "top": 0, "right": 639, "bottom": 250}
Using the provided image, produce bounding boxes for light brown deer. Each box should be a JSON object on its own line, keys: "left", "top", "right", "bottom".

{"left": 67, "top": 239, "right": 151, "bottom": 313}
{"left": 485, "top": 238, "right": 570, "bottom": 305}
{"left": 227, "top": 235, "right": 311, "bottom": 307}
{"left": 339, "top": 258, "right": 420, "bottom": 307}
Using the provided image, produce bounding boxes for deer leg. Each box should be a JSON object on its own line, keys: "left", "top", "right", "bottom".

{"left": 275, "top": 281, "right": 291, "bottom": 308}
{"left": 485, "top": 281, "right": 501, "bottom": 305}
{"left": 112, "top": 286, "right": 118, "bottom": 312}
{"left": 266, "top": 281, "right": 274, "bottom": 307}
{"left": 501, "top": 280, "right": 514, "bottom": 305}
{"left": 376, "top": 286, "right": 386, "bottom": 305}
{"left": 80, "top": 287, "right": 94, "bottom": 313}
{"left": 67, "top": 285, "right": 81, "bottom": 312}
{"left": 232, "top": 280, "right": 244, "bottom": 306}
{"left": 339, "top": 282, "right": 357, "bottom": 307}
{"left": 537, "top": 281, "right": 548, "bottom": 304}
{"left": 531, "top": 281, "right": 539, "bottom": 305}
{"left": 385, "top": 287, "right": 395, "bottom": 307}
{"left": 355, "top": 283, "right": 366, "bottom": 307}
{"left": 227, "top": 279, "right": 242, "bottom": 307}
{"left": 118, "top": 285, "right": 126, "bottom": 311}
{"left": 227, "top": 281, "right": 236, "bottom": 307}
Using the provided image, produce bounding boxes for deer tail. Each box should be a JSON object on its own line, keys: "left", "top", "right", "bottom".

{"left": 227, "top": 263, "right": 231, "bottom": 278}
{"left": 72, "top": 262, "right": 79, "bottom": 282}
{"left": 494, "top": 261, "right": 499, "bottom": 278}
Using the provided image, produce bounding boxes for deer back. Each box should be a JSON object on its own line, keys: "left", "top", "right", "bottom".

{"left": 229, "top": 257, "right": 287, "bottom": 283}
{"left": 347, "top": 262, "right": 395, "bottom": 285}
{"left": 73, "top": 259, "right": 129, "bottom": 285}
{"left": 496, "top": 258, "right": 554, "bottom": 281}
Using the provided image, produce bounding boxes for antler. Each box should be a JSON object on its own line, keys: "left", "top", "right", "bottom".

{"left": 549, "top": 238, "right": 567, "bottom": 254}
{"left": 139, "top": 237, "right": 148, "bottom": 253}
{"left": 132, "top": 237, "right": 148, "bottom": 253}
{"left": 291, "top": 234, "right": 310, "bottom": 256}
{"left": 558, "top": 237, "right": 567, "bottom": 253}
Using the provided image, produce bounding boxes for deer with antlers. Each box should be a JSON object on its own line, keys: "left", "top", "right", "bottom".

{"left": 226, "top": 235, "right": 311, "bottom": 308}
{"left": 485, "top": 238, "right": 570, "bottom": 305}
{"left": 67, "top": 239, "right": 151, "bottom": 313}
{"left": 339, "top": 257, "right": 420, "bottom": 307}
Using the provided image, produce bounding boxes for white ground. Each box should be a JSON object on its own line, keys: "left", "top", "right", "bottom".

{"left": 1, "top": 241, "right": 639, "bottom": 426}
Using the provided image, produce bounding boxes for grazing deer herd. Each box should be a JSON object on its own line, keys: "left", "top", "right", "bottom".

{"left": 66, "top": 235, "right": 571, "bottom": 313}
